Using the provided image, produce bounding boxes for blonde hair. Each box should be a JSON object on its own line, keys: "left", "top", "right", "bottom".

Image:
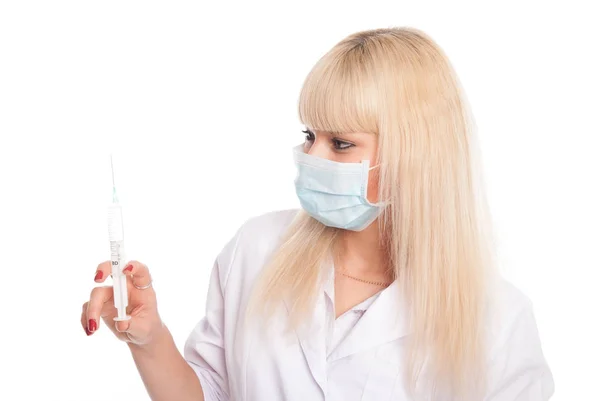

{"left": 248, "top": 27, "right": 496, "bottom": 400}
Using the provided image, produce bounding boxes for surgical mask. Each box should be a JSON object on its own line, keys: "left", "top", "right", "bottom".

{"left": 293, "top": 145, "right": 385, "bottom": 231}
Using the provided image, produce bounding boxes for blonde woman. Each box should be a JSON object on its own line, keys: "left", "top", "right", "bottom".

{"left": 82, "top": 27, "right": 554, "bottom": 400}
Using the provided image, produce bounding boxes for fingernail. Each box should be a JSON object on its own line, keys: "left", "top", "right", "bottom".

{"left": 88, "top": 319, "right": 97, "bottom": 333}
{"left": 85, "top": 327, "right": 92, "bottom": 336}
{"left": 123, "top": 264, "right": 133, "bottom": 273}
{"left": 94, "top": 271, "right": 103, "bottom": 281}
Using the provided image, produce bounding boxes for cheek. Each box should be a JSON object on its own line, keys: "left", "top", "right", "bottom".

{"left": 366, "top": 169, "right": 379, "bottom": 203}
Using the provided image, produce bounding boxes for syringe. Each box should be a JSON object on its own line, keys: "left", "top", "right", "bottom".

{"left": 107, "top": 154, "right": 131, "bottom": 322}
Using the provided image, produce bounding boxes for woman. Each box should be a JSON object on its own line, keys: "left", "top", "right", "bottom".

{"left": 81, "top": 27, "right": 554, "bottom": 400}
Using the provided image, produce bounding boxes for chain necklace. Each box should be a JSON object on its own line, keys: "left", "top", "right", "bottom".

{"left": 337, "top": 267, "right": 393, "bottom": 287}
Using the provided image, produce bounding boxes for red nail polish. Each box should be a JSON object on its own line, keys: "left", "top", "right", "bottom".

{"left": 85, "top": 327, "right": 92, "bottom": 336}
{"left": 94, "top": 271, "right": 103, "bottom": 281}
{"left": 89, "top": 319, "right": 97, "bottom": 332}
{"left": 123, "top": 265, "right": 133, "bottom": 273}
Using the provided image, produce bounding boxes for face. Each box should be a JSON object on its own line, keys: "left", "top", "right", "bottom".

{"left": 302, "top": 128, "right": 380, "bottom": 203}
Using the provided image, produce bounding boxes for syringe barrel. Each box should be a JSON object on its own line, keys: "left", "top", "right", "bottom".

{"left": 108, "top": 204, "right": 124, "bottom": 242}
{"left": 108, "top": 203, "right": 129, "bottom": 320}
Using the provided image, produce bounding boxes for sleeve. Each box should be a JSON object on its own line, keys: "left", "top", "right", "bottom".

{"left": 485, "top": 300, "right": 555, "bottom": 401}
{"left": 184, "top": 258, "right": 230, "bottom": 401}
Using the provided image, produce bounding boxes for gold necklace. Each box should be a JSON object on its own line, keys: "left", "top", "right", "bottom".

{"left": 337, "top": 267, "right": 393, "bottom": 287}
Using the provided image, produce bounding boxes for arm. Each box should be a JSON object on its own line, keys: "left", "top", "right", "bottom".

{"left": 128, "top": 326, "right": 205, "bottom": 401}
{"left": 183, "top": 256, "right": 231, "bottom": 401}
{"left": 181, "top": 222, "right": 247, "bottom": 401}
{"left": 130, "top": 225, "right": 240, "bottom": 401}
{"left": 127, "top": 256, "right": 231, "bottom": 401}
{"left": 126, "top": 255, "right": 229, "bottom": 401}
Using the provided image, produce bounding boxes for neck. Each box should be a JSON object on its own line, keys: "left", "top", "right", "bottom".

{"left": 336, "top": 220, "right": 389, "bottom": 274}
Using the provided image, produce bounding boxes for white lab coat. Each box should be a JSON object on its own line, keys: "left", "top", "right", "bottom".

{"left": 184, "top": 209, "right": 554, "bottom": 401}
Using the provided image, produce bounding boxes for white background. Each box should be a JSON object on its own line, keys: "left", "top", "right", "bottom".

{"left": 1, "top": 1, "right": 598, "bottom": 400}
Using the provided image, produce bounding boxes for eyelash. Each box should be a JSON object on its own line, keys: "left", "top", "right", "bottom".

{"left": 302, "top": 129, "right": 354, "bottom": 150}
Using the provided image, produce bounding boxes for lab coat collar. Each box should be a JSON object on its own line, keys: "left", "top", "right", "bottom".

{"left": 328, "top": 277, "right": 408, "bottom": 361}
{"left": 283, "top": 261, "right": 409, "bottom": 396}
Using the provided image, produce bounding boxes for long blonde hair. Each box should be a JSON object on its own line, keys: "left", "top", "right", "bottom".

{"left": 249, "top": 27, "right": 496, "bottom": 400}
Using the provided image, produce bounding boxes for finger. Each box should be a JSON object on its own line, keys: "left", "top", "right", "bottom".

{"left": 86, "top": 286, "right": 113, "bottom": 334}
{"left": 81, "top": 302, "right": 92, "bottom": 336}
{"left": 123, "top": 260, "right": 152, "bottom": 289}
{"left": 94, "top": 260, "right": 112, "bottom": 283}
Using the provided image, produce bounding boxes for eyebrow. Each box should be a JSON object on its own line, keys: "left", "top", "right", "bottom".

{"left": 307, "top": 128, "right": 353, "bottom": 136}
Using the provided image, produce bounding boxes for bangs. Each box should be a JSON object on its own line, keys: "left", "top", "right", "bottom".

{"left": 298, "top": 47, "right": 380, "bottom": 135}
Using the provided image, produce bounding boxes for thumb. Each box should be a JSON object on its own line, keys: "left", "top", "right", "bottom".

{"left": 113, "top": 304, "right": 154, "bottom": 344}
{"left": 114, "top": 298, "right": 144, "bottom": 334}
{"left": 115, "top": 318, "right": 131, "bottom": 333}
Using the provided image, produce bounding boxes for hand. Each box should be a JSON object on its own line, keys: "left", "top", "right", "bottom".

{"left": 81, "top": 260, "right": 164, "bottom": 347}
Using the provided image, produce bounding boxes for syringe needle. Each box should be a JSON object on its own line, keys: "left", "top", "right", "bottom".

{"left": 110, "top": 154, "right": 118, "bottom": 203}
{"left": 110, "top": 154, "right": 115, "bottom": 188}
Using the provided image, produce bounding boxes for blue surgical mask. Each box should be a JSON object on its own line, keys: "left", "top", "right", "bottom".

{"left": 293, "top": 145, "right": 385, "bottom": 231}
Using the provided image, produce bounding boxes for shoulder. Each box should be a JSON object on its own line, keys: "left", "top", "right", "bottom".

{"left": 484, "top": 275, "right": 549, "bottom": 367}
{"left": 488, "top": 276, "right": 533, "bottom": 318}
{"left": 232, "top": 208, "right": 300, "bottom": 257}
{"left": 484, "top": 276, "right": 535, "bottom": 344}
{"left": 215, "top": 209, "right": 301, "bottom": 288}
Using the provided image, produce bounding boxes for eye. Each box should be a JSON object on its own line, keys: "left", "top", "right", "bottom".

{"left": 332, "top": 138, "right": 354, "bottom": 150}
{"left": 302, "top": 129, "right": 315, "bottom": 143}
